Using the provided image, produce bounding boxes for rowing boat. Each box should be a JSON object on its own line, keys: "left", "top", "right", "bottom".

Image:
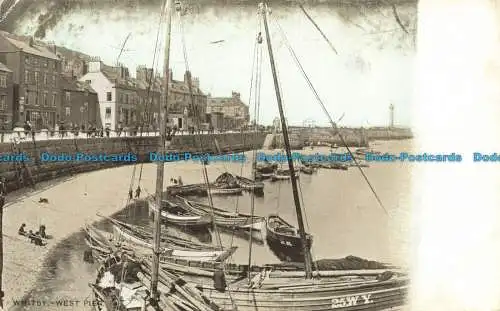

{"left": 265, "top": 214, "right": 313, "bottom": 262}
{"left": 147, "top": 197, "right": 212, "bottom": 229}
{"left": 175, "top": 196, "right": 265, "bottom": 231}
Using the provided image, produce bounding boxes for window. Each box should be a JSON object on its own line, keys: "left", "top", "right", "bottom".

{"left": 43, "top": 60, "right": 48, "bottom": 68}
{"left": 43, "top": 92, "right": 48, "bottom": 106}
{"left": 24, "top": 70, "right": 29, "bottom": 83}
{"left": 24, "top": 90, "right": 29, "bottom": 106}
{"left": 43, "top": 74, "right": 47, "bottom": 85}
{"left": 34, "top": 72, "right": 39, "bottom": 83}
{"left": 65, "top": 91, "right": 71, "bottom": 102}
{"left": 52, "top": 93, "right": 56, "bottom": 107}
{"left": 106, "top": 92, "right": 112, "bottom": 101}
{"left": 24, "top": 56, "right": 29, "bottom": 64}
{"left": 0, "top": 75, "right": 5, "bottom": 88}
{"left": 85, "top": 80, "right": 91, "bottom": 84}
{"left": 0, "top": 95, "right": 5, "bottom": 110}
{"left": 52, "top": 76, "right": 56, "bottom": 86}
{"left": 65, "top": 107, "right": 70, "bottom": 116}
{"left": 34, "top": 91, "right": 39, "bottom": 106}
{"left": 33, "top": 58, "right": 38, "bottom": 66}
{"left": 105, "top": 107, "right": 111, "bottom": 119}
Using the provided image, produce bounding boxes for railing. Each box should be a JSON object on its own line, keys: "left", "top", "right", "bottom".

{"left": 0, "top": 128, "right": 263, "bottom": 143}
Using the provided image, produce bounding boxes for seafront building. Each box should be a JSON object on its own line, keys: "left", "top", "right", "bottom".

{"left": 0, "top": 30, "right": 249, "bottom": 131}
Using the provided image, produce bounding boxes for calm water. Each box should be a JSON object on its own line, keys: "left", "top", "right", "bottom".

{"left": 11, "top": 140, "right": 412, "bottom": 310}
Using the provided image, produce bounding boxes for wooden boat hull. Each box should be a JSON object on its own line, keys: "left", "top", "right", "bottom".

{"left": 271, "top": 171, "right": 299, "bottom": 181}
{"left": 266, "top": 214, "right": 313, "bottom": 262}
{"left": 208, "top": 187, "right": 243, "bottom": 195}
{"left": 235, "top": 176, "right": 265, "bottom": 193}
{"left": 176, "top": 197, "right": 266, "bottom": 231}
{"left": 256, "top": 163, "right": 278, "bottom": 174}
{"left": 112, "top": 224, "right": 235, "bottom": 262}
{"left": 148, "top": 199, "right": 212, "bottom": 229}
{"left": 300, "top": 167, "right": 314, "bottom": 174}
{"left": 196, "top": 278, "right": 408, "bottom": 311}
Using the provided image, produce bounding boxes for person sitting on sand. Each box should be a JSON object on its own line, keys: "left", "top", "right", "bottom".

{"left": 28, "top": 230, "right": 43, "bottom": 246}
{"left": 18, "top": 223, "right": 26, "bottom": 235}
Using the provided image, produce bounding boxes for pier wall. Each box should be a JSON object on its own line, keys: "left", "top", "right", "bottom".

{"left": 0, "top": 132, "right": 267, "bottom": 192}
{"left": 272, "top": 127, "right": 413, "bottom": 148}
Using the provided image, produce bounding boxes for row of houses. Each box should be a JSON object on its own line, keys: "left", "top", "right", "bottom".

{"left": 0, "top": 30, "right": 250, "bottom": 131}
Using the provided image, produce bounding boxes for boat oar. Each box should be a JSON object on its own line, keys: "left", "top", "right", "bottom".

{"left": 141, "top": 261, "right": 217, "bottom": 311}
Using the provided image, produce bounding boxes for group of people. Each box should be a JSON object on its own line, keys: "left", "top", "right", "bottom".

{"left": 18, "top": 224, "right": 48, "bottom": 246}
{"left": 128, "top": 186, "right": 142, "bottom": 200}
{"left": 170, "top": 176, "right": 183, "bottom": 185}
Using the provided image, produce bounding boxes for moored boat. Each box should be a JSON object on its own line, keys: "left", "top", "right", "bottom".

{"left": 299, "top": 166, "right": 314, "bottom": 174}
{"left": 147, "top": 197, "right": 212, "bottom": 229}
{"left": 112, "top": 222, "right": 236, "bottom": 262}
{"left": 255, "top": 161, "right": 278, "bottom": 174}
{"left": 215, "top": 172, "right": 265, "bottom": 194}
{"left": 265, "top": 214, "right": 313, "bottom": 262}
{"left": 175, "top": 196, "right": 266, "bottom": 234}
{"left": 207, "top": 186, "right": 243, "bottom": 195}
{"left": 270, "top": 169, "right": 299, "bottom": 181}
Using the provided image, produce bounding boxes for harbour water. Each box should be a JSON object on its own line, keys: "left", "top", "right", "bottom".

{"left": 10, "top": 139, "right": 412, "bottom": 310}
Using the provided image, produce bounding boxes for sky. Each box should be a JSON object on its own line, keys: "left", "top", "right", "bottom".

{"left": 13, "top": 1, "right": 416, "bottom": 126}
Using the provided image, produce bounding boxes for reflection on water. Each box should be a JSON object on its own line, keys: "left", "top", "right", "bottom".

{"left": 10, "top": 142, "right": 412, "bottom": 310}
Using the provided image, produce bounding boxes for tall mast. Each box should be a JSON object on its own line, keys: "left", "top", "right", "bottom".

{"left": 151, "top": 0, "right": 173, "bottom": 304}
{"left": 260, "top": 2, "right": 313, "bottom": 279}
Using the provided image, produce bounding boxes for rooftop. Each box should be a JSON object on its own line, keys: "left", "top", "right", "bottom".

{"left": 99, "top": 64, "right": 204, "bottom": 95}
{"left": 60, "top": 75, "right": 96, "bottom": 94}
{"left": 0, "top": 62, "right": 12, "bottom": 73}
{"left": 0, "top": 31, "right": 59, "bottom": 60}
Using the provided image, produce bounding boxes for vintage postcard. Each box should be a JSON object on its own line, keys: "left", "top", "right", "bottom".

{"left": 3, "top": 0, "right": 483, "bottom": 310}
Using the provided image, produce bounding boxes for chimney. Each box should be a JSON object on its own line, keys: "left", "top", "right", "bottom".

{"left": 28, "top": 37, "right": 34, "bottom": 47}
{"left": 192, "top": 77, "right": 199, "bottom": 89}
{"left": 184, "top": 70, "right": 191, "bottom": 83}
{"left": 232, "top": 91, "right": 240, "bottom": 100}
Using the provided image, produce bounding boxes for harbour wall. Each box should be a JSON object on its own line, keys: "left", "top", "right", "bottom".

{"left": 0, "top": 132, "right": 267, "bottom": 192}
{"left": 272, "top": 127, "right": 413, "bottom": 148}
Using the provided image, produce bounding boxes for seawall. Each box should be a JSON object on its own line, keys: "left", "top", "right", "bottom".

{"left": 0, "top": 132, "right": 267, "bottom": 192}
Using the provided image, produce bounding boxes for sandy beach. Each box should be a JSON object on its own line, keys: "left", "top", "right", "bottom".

{"left": 1, "top": 164, "right": 157, "bottom": 310}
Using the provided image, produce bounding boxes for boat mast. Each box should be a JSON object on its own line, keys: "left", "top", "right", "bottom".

{"left": 151, "top": 0, "right": 173, "bottom": 304}
{"left": 260, "top": 2, "right": 313, "bottom": 279}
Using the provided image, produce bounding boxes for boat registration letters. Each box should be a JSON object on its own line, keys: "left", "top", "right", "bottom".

{"left": 331, "top": 294, "right": 372, "bottom": 308}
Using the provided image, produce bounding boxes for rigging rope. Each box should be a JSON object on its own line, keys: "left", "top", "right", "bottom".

{"left": 269, "top": 13, "right": 389, "bottom": 216}
{"left": 247, "top": 16, "right": 263, "bottom": 280}
{"left": 176, "top": 3, "right": 236, "bottom": 307}
{"left": 126, "top": 2, "right": 166, "bottom": 207}
{"left": 298, "top": 5, "right": 338, "bottom": 55}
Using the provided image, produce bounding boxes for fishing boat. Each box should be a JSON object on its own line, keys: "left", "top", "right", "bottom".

{"left": 270, "top": 168, "right": 299, "bottom": 181}
{"left": 299, "top": 165, "right": 314, "bottom": 174}
{"left": 87, "top": 217, "right": 220, "bottom": 251}
{"left": 147, "top": 197, "right": 212, "bottom": 229}
{"left": 207, "top": 186, "right": 243, "bottom": 195}
{"left": 175, "top": 196, "right": 266, "bottom": 233}
{"left": 215, "top": 172, "right": 265, "bottom": 194}
{"left": 266, "top": 214, "right": 313, "bottom": 262}
{"left": 110, "top": 220, "right": 235, "bottom": 261}
{"left": 255, "top": 161, "right": 278, "bottom": 174}
{"left": 90, "top": 1, "right": 409, "bottom": 310}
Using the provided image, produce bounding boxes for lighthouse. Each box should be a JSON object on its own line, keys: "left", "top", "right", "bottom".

{"left": 389, "top": 103, "right": 394, "bottom": 128}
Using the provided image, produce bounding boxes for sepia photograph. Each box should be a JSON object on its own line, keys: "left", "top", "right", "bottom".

{"left": 0, "top": 0, "right": 420, "bottom": 310}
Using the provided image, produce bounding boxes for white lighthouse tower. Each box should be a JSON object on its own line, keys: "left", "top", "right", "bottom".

{"left": 389, "top": 103, "right": 394, "bottom": 128}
